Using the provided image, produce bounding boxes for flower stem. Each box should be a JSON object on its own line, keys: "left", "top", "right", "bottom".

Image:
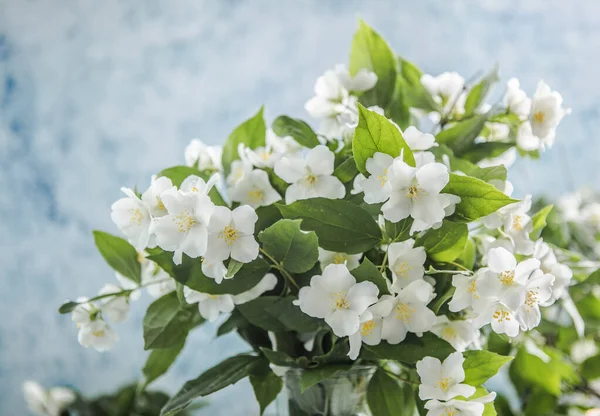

{"left": 259, "top": 248, "right": 299, "bottom": 290}
{"left": 382, "top": 369, "right": 419, "bottom": 386}
{"left": 379, "top": 250, "right": 389, "bottom": 273}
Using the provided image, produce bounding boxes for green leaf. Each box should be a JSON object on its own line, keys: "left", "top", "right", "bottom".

{"left": 456, "top": 237, "right": 476, "bottom": 270}
{"left": 464, "top": 66, "right": 500, "bottom": 116}
{"left": 221, "top": 107, "right": 266, "bottom": 175}
{"left": 157, "top": 165, "right": 227, "bottom": 206}
{"left": 58, "top": 301, "right": 81, "bottom": 314}
{"left": 216, "top": 310, "right": 247, "bottom": 337}
{"left": 581, "top": 354, "right": 600, "bottom": 380}
{"left": 436, "top": 113, "right": 490, "bottom": 155}
{"left": 509, "top": 349, "right": 561, "bottom": 396}
{"left": 353, "top": 104, "right": 415, "bottom": 175}
{"left": 385, "top": 218, "right": 413, "bottom": 242}
{"left": 278, "top": 198, "right": 382, "bottom": 254}
{"left": 461, "top": 142, "right": 515, "bottom": 164}
{"left": 350, "top": 257, "right": 390, "bottom": 295}
{"left": 142, "top": 342, "right": 185, "bottom": 387}
{"left": 530, "top": 205, "right": 554, "bottom": 240}
{"left": 416, "top": 220, "right": 468, "bottom": 263}
{"left": 272, "top": 115, "right": 319, "bottom": 148}
{"left": 161, "top": 354, "right": 260, "bottom": 416}
{"left": 93, "top": 231, "right": 141, "bottom": 284}
{"left": 333, "top": 157, "right": 359, "bottom": 183}
{"left": 237, "top": 296, "right": 287, "bottom": 332}
{"left": 260, "top": 348, "right": 298, "bottom": 368}
{"left": 266, "top": 296, "right": 321, "bottom": 333}
{"left": 143, "top": 292, "right": 199, "bottom": 350}
{"left": 349, "top": 19, "right": 397, "bottom": 108}
{"left": 226, "top": 259, "right": 244, "bottom": 279}
{"left": 385, "top": 77, "right": 412, "bottom": 129}
{"left": 443, "top": 174, "right": 517, "bottom": 222}
{"left": 474, "top": 165, "right": 508, "bottom": 183}
{"left": 463, "top": 350, "right": 513, "bottom": 386}
{"left": 300, "top": 364, "right": 349, "bottom": 392}
{"left": 148, "top": 253, "right": 270, "bottom": 295}
{"left": 249, "top": 361, "right": 283, "bottom": 415}
{"left": 398, "top": 57, "right": 440, "bottom": 112}
{"left": 258, "top": 219, "right": 319, "bottom": 273}
{"left": 254, "top": 204, "right": 283, "bottom": 237}
{"left": 367, "top": 369, "right": 406, "bottom": 416}
{"left": 363, "top": 333, "right": 454, "bottom": 364}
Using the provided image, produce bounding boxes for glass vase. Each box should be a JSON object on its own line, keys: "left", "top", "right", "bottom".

{"left": 282, "top": 366, "right": 376, "bottom": 416}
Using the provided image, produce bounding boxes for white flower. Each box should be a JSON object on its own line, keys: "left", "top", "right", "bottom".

{"left": 267, "top": 128, "right": 303, "bottom": 155}
{"left": 227, "top": 159, "right": 253, "bottom": 188}
{"left": 153, "top": 187, "right": 214, "bottom": 265}
{"left": 403, "top": 126, "right": 438, "bottom": 168}
{"left": 515, "top": 269, "right": 554, "bottom": 331}
{"left": 502, "top": 195, "right": 535, "bottom": 255}
{"left": 184, "top": 273, "right": 277, "bottom": 321}
{"left": 424, "top": 393, "right": 496, "bottom": 416}
{"left": 477, "top": 247, "right": 540, "bottom": 310}
{"left": 480, "top": 180, "right": 515, "bottom": 229}
{"left": 318, "top": 248, "right": 362, "bottom": 270}
{"left": 305, "top": 69, "right": 357, "bottom": 138}
{"left": 348, "top": 300, "right": 393, "bottom": 360}
{"left": 23, "top": 381, "right": 76, "bottom": 416}
{"left": 141, "top": 176, "right": 175, "bottom": 218}
{"left": 296, "top": 264, "right": 379, "bottom": 337}
{"left": 145, "top": 267, "right": 177, "bottom": 298}
{"left": 97, "top": 284, "right": 130, "bottom": 323}
{"left": 416, "top": 351, "right": 476, "bottom": 401}
{"left": 229, "top": 169, "right": 281, "bottom": 208}
{"left": 274, "top": 145, "right": 345, "bottom": 204}
{"left": 582, "top": 202, "right": 600, "bottom": 231}
{"left": 484, "top": 122, "right": 510, "bottom": 142}
{"left": 380, "top": 280, "right": 437, "bottom": 344}
{"left": 532, "top": 239, "right": 572, "bottom": 305}
{"left": 421, "top": 72, "right": 466, "bottom": 116}
{"left": 201, "top": 257, "right": 228, "bottom": 283}
{"left": 387, "top": 239, "right": 426, "bottom": 292}
{"left": 504, "top": 78, "right": 531, "bottom": 119}
{"left": 357, "top": 152, "right": 394, "bottom": 204}
{"left": 477, "top": 147, "right": 517, "bottom": 169}
{"left": 571, "top": 339, "right": 599, "bottom": 364}
{"left": 473, "top": 301, "right": 520, "bottom": 337}
{"left": 77, "top": 319, "right": 118, "bottom": 352}
{"left": 448, "top": 273, "right": 484, "bottom": 313}
{"left": 205, "top": 205, "right": 259, "bottom": 263}
{"left": 180, "top": 174, "right": 219, "bottom": 195}
{"left": 530, "top": 80, "right": 570, "bottom": 141}
{"left": 184, "top": 288, "right": 234, "bottom": 322}
{"left": 431, "top": 316, "right": 480, "bottom": 352}
{"left": 71, "top": 297, "right": 94, "bottom": 327}
{"left": 381, "top": 156, "right": 451, "bottom": 232}
{"left": 184, "top": 139, "right": 222, "bottom": 171}
{"left": 232, "top": 273, "right": 278, "bottom": 304}
{"left": 111, "top": 187, "right": 152, "bottom": 250}
{"left": 238, "top": 143, "right": 281, "bottom": 169}
{"left": 333, "top": 64, "right": 378, "bottom": 93}
{"left": 516, "top": 121, "right": 553, "bottom": 152}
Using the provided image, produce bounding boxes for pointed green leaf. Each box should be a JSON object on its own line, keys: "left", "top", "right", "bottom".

{"left": 363, "top": 333, "right": 455, "bottom": 364}
{"left": 143, "top": 292, "right": 200, "bottom": 350}
{"left": 353, "top": 104, "right": 415, "bottom": 175}
{"left": 464, "top": 66, "right": 500, "bottom": 116}
{"left": 93, "top": 231, "right": 141, "bottom": 284}
{"left": 443, "top": 173, "right": 518, "bottom": 221}
{"left": 258, "top": 219, "right": 319, "bottom": 273}
{"left": 463, "top": 350, "right": 513, "bottom": 386}
{"left": 333, "top": 156, "right": 359, "bottom": 183}
{"left": 277, "top": 198, "right": 382, "bottom": 254}
{"left": 350, "top": 257, "right": 390, "bottom": 295}
{"left": 222, "top": 107, "right": 266, "bottom": 175}
{"left": 300, "top": 365, "right": 350, "bottom": 392}
{"left": 436, "top": 113, "right": 490, "bottom": 155}
{"left": 349, "top": 19, "right": 397, "bottom": 107}
{"left": 161, "top": 354, "right": 260, "bottom": 415}
{"left": 530, "top": 205, "right": 553, "bottom": 240}
{"left": 142, "top": 341, "right": 185, "bottom": 387}
{"left": 250, "top": 361, "right": 283, "bottom": 415}
{"left": 416, "top": 220, "right": 468, "bottom": 263}
{"left": 367, "top": 369, "right": 408, "bottom": 416}
{"left": 272, "top": 115, "right": 319, "bottom": 148}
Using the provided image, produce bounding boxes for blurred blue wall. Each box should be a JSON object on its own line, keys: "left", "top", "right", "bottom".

{"left": 1, "top": 0, "right": 599, "bottom": 414}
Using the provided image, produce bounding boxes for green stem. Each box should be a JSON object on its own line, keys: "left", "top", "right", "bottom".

{"left": 260, "top": 248, "right": 299, "bottom": 290}
{"left": 379, "top": 249, "right": 389, "bottom": 273}
{"left": 444, "top": 261, "right": 470, "bottom": 272}
{"left": 382, "top": 369, "right": 419, "bottom": 386}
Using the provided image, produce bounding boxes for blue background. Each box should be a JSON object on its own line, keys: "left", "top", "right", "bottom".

{"left": 1, "top": 0, "right": 598, "bottom": 414}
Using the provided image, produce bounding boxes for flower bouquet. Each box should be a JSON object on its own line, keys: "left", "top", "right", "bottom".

{"left": 52, "top": 19, "right": 599, "bottom": 416}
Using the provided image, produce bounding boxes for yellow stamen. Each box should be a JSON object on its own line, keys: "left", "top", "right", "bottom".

{"left": 330, "top": 291, "right": 350, "bottom": 310}
{"left": 361, "top": 320, "right": 376, "bottom": 336}
{"left": 441, "top": 326, "right": 457, "bottom": 340}
{"left": 467, "top": 279, "right": 479, "bottom": 299}
{"left": 219, "top": 225, "right": 240, "bottom": 245}
{"left": 174, "top": 209, "right": 196, "bottom": 232}
{"left": 377, "top": 169, "right": 388, "bottom": 187}
{"left": 305, "top": 174, "right": 318, "bottom": 186}
{"left": 394, "top": 261, "right": 413, "bottom": 279}
{"left": 395, "top": 302, "right": 416, "bottom": 323}
{"left": 493, "top": 309, "right": 511, "bottom": 322}
{"left": 332, "top": 253, "right": 347, "bottom": 264}
{"left": 406, "top": 185, "right": 425, "bottom": 199}
{"left": 92, "top": 330, "right": 105, "bottom": 338}
{"left": 156, "top": 197, "right": 166, "bottom": 211}
{"left": 533, "top": 111, "right": 545, "bottom": 123}
{"left": 512, "top": 215, "right": 524, "bottom": 231}
{"left": 247, "top": 189, "right": 264, "bottom": 204}
{"left": 499, "top": 270, "right": 515, "bottom": 285}
{"left": 436, "top": 376, "right": 452, "bottom": 392}
{"left": 137, "top": 251, "right": 145, "bottom": 264}
{"left": 524, "top": 289, "right": 538, "bottom": 310}
{"left": 129, "top": 208, "right": 144, "bottom": 226}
